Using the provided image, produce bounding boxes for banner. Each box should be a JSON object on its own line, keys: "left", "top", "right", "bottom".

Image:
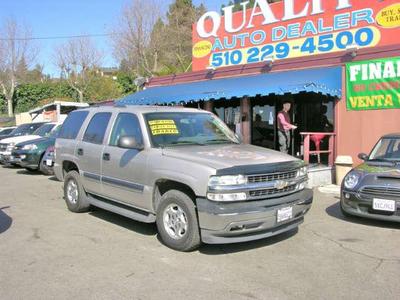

{"left": 192, "top": 0, "right": 400, "bottom": 71}
{"left": 346, "top": 57, "right": 400, "bottom": 111}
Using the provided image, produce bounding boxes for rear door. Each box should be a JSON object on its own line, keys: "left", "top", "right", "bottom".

{"left": 77, "top": 112, "right": 113, "bottom": 194}
{"left": 101, "top": 112, "right": 149, "bottom": 210}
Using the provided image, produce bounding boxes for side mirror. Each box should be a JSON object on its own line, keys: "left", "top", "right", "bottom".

{"left": 358, "top": 153, "right": 369, "bottom": 161}
{"left": 118, "top": 136, "right": 144, "bottom": 150}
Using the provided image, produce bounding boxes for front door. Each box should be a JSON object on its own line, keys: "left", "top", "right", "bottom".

{"left": 101, "top": 113, "right": 149, "bottom": 210}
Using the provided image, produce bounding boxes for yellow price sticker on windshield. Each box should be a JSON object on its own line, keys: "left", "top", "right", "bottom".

{"left": 149, "top": 120, "right": 179, "bottom": 136}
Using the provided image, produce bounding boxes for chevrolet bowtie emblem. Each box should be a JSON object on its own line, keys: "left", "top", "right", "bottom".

{"left": 275, "top": 180, "right": 289, "bottom": 190}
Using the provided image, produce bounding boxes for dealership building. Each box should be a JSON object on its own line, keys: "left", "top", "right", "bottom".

{"left": 120, "top": 0, "right": 400, "bottom": 182}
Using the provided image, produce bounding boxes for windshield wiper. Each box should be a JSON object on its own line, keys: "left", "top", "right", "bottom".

{"left": 204, "top": 138, "right": 238, "bottom": 144}
{"left": 166, "top": 141, "right": 206, "bottom": 146}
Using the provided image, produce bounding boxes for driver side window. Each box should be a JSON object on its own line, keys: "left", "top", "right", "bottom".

{"left": 110, "top": 113, "right": 143, "bottom": 147}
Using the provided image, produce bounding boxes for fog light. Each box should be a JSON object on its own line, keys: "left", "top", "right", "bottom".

{"left": 20, "top": 155, "right": 26, "bottom": 159}
{"left": 345, "top": 193, "right": 351, "bottom": 199}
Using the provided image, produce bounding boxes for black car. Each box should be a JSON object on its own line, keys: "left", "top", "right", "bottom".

{"left": 341, "top": 133, "right": 400, "bottom": 223}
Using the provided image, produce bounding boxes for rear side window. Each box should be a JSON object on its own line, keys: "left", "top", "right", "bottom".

{"left": 83, "top": 113, "right": 112, "bottom": 145}
{"left": 58, "top": 111, "right": 89, "bottom": 140}
{"left": 109, "top": 113, "right": 143, "bottom": 146}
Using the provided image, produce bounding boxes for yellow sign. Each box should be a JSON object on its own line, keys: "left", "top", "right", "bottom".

{"left": 376, "top": 3, "right": 400, "bottom": 28}
{"left": 192, "top": 40, "right": 212, "bottom": 58}
{"left": 149, "top": 120, "right": 179, "bottom": 136}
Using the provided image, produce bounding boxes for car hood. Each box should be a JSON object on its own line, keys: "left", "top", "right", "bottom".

{"left": 16, "top": 137, "right": 54, "bottom": 147}
{"left": 162, "top": 143, "right": 300, "bottom": 171}
{"left": 356, "top": 162, "right": 400, "bottom": 177}
{"left": 1, "top": 135, "right": 42, "bottom": 145}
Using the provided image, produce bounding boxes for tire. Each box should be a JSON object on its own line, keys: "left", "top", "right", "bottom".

{"left": 63, "top": 171, "right": 91, "bottom": 213}
{"left": 156, "top": 190, "right": 201, "bottom": 252}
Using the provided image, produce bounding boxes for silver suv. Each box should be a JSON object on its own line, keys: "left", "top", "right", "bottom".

{"left": 54, "top": 105, "right": 312, "bottom": 251}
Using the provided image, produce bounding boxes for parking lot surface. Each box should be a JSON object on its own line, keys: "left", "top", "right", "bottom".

{"left": 0, "top": 166, "right": 399, "bottom": 300}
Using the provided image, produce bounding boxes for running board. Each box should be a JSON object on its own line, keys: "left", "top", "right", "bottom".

{"left": 87, "top": 194, "right": 156, "bottom": 223}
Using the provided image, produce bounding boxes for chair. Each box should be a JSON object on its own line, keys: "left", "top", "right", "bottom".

{"left": 310, "top": 134, "right": 326, "bottom": 164}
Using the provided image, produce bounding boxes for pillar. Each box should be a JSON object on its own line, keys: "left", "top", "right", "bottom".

{"left": 241, "top": 97, "right": 251, "bottom": 144}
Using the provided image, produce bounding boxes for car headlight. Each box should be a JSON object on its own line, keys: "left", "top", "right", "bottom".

{"left": 22, "top": 144, "right": 38, "bottom": 151}
{"left": 6, "top": 143, "right": 15, "bottom": 152}
{"left": 208, "top": 175, "right": 247, "bottom": 186}
{"left": 344, "top": 172, "right": 360, "bottom": 189}
{"left": 207, "top": 192, "right": 247, "bottom": 202}
{"left": 297, "top": 166, "right": 308, "bottom": 177}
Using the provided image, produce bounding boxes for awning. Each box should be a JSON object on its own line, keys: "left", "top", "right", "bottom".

{"left": 119, "top": 67, "right": 342, "bottom": 105}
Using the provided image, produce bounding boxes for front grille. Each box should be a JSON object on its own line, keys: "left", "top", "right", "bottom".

{"left": 360, "top": 186, "right": 400, "bottom": 198}
{"left": 249, "top": 185, "right": 297, "bottom": 198}
{"left": 247, "top": 170, "right": 298, "bottom": 183}
{"left": 0, "top": 143, "right": 7, "bottom": 151}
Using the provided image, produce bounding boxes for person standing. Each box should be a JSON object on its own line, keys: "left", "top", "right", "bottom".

{"left": 277, "top": 101, "right": 297, "bottom": 154}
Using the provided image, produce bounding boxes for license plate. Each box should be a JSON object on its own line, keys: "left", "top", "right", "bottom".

{"left": 373, "top": 199, "right": 396, "bottom": 212}
{"left": 46, "top": 159, "right": 53, "bottom": 166}
{"left": 277, "top": 207, "right": 293, "bottom": 223}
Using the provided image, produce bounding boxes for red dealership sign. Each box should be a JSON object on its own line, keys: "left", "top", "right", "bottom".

{"left": 192, "top": 0, "right": 400, "bottom": 71}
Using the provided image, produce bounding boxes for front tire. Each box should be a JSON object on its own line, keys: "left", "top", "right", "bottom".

{"left": 156, "top": 190, "right": 201, "bottom": 252}
{"left": 63, "top": 171, "right": 91, "bottom": 213}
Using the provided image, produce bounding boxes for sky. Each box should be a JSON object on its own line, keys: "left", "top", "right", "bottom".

{"left": 0, "top": 0, "right": 227, "bottom": 77}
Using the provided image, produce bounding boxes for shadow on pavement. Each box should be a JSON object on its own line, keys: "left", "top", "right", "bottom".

{"left": 89, "top": 207, "right": 157, "bottom": 236}
{"left": 16, "top": 169, "right": 42, "bottom": 176}
{"left": 48, "top": 176, "right": 60, "bottom": 182}
{"left": 0, "top": 206, "right": 12, "bottom": 234}
{"left": 326, "top": 201, "right": 400, "bottom": 229}
{"left": 199, "top": 228, "right": 298, "bottom": 255}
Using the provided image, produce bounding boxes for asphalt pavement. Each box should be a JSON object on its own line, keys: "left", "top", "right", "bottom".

{"left": 0, "top": 166, "right": 399, "bottom": 300}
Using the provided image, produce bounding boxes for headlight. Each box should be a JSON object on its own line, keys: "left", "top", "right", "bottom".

{"left": 344, "top": 172, "right": 360, "bottom": 189}
{"left": 6, "top": 143, "right": 15, "bottom": 152}
{"left": 207, "top": 192, "right": 247, "bottom": 202}
{"left": 208, "top": 175, "right": 247, "bottom": 186}
{"left": 297, "top": 166, "right": 308, "bottom": 177}
{"left": 22, "top": 144, "right": 38, "bottom": 151}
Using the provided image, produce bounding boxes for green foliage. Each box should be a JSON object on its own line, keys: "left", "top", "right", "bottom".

{"left": 116, "top": 73, "right": 137, "bottom": 95}
{"left": 86, "top": 76, "right": 124, "bottom": 102}
{"left": 13, "top": 82, "right": 79, "bottom": 113}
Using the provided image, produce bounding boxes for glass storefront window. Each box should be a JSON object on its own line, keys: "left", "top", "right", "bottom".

{"left": 214, "top": 105, "right": 241, "bottom": 133}
{"left": 252, "top": 104, "right": 275, "bottom": 149}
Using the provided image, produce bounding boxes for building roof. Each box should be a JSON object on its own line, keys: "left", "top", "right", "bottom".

{"left": 29, "top": 101, "right": 89, "bottom": 115}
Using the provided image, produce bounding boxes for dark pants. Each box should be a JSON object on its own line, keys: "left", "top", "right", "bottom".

{"left": 278, "top": 130, "right": 291, "bottom": 154}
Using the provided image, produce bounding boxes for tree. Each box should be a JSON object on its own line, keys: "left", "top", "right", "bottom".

{"left": 162, "top": 0, "right": 203, "bottom": 73}
{"left": 54, "top": 37, "right": 102, "bottom": 102}
{"left": 0, "top": 18, "right": 37, "bottom": 117}
{"left": 111, "top": 0, "right": 162, "bottom": 77}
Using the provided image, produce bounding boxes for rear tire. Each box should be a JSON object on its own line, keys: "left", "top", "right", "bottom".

{"left": 63, "top": 171, "right": 91, "bottom": 213}
{"left": 156, "top": 190, "right": 201, "bottom": 252}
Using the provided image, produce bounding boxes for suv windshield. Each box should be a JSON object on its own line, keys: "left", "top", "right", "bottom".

{"left": 145, "top": 112, "right": 239, "bottom": 147}
{"left": 369, "top": 137, "right": 400, "bottom": 162}
{"left": 33, "top": 124, "right": 56, "bottom": 137}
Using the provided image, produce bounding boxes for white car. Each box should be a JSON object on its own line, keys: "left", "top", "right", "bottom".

{"left": 0, "top": 122, "right": 60, "bottom": 165}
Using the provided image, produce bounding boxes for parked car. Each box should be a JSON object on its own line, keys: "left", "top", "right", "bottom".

{"left": 0, "top": 122, "right": 57, "bottom": 165}
{"left": 0, "top": 127, "right": 16, "bottom": 139}
{"left": 0, "top": 123, "right": 47, "bottom": 142}
{"left": 341, "top": 133, "right": 400, "bottom": 223}
{"left": 40, "top": 145, "right": 56, "bottom": 175}
{"left": 12, "top": 125, "right": 62, "bottom": 172}
{"left": 54, "top": 106, "right": 312, "bottom": 251}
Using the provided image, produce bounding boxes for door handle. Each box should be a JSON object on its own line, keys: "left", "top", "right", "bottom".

{"left": 77, "top": 148, "right": 84, "bottom": 156}
{"left": 103, "top": 153, "right": 111, "bottom": 161}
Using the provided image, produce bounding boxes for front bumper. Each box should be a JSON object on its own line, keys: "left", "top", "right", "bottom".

{"left": 12, "top": 149, "right": 41, "bottom": 169}
{"left": 341, "top": 190, "right": 400, "bottom": 223}
{"left": 0, "top": 151, "right": 18, "bottom": 165}
{"left": 196, "top": 189, "right": 313, "bottom": 244}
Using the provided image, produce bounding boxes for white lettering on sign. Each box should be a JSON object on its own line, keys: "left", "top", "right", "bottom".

{"left": 196, "top": 0, "right": 354, "bottom": 38}
{"left": 349, "top": 60, "right": 400, "bottom": 82}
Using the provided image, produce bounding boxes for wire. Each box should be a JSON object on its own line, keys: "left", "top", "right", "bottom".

{"left": 0, "top": 33, "right": 114, "bottom": 41}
